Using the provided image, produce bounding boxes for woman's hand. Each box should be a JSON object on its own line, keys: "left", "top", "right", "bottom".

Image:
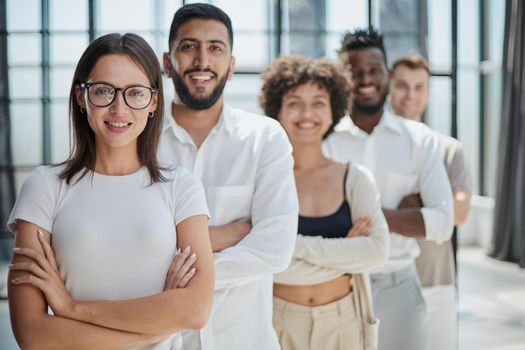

{"left": 164, "top": 246, "right": 197, "bottom": 290}
{"left": 346, "top": 217, "right": 373, "bottom": 237}
{"left": 10, "top": 230, "right": 77, "bottom": 318}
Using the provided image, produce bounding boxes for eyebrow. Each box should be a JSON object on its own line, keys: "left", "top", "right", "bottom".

{"left": 178, "top": 37, "right": 228, "bottom": 47}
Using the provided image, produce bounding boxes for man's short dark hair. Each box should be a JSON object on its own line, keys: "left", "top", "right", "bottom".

{"left": 338, "top": 27, "right": 387, "bottom": 64}
{"left": 168, "top": 3, "right": 233, "bottom": 51}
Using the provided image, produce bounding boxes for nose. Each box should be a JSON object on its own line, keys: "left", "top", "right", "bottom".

{"left": 194, "top": 46, "right": 210, "bottom": 68}
{"left": 109, "top": 90, "right": 128, "bottom": 114}
{"left": 301, "top": 105, "right": 314, "bottom": 119}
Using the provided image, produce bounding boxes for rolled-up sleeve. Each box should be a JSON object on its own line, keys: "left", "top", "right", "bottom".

{"left": 419, "top": 134, "right": 454, "bottom": 244}
{"left": 214, "top": 124, "right": 299, "bottom": 290}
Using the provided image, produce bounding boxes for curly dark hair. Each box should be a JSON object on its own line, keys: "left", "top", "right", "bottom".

{"left": 259, "top": 56, "right": 352, "bottom": 138}
{"left": 338, "top": 27, "right": 387, "bottom": 65}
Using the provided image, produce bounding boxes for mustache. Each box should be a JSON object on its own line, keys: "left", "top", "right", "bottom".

{"left": 183, "top": 68, "right": 217, "bottom": 77}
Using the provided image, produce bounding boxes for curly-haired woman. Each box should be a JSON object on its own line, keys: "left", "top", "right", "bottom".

{"left": 260, "top": 56, "right": 389, "bottom": 350}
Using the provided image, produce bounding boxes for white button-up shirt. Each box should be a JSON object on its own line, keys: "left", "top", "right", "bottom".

{"left": 158, "top": 104, "right": 298, "bottom": 350}
{"left": 323, "top": 111, "right": 453, "bottom": 274}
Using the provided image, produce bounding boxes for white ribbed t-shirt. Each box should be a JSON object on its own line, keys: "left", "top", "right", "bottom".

{"left": 8, "top": 165, "right": 209, "bottom": 350}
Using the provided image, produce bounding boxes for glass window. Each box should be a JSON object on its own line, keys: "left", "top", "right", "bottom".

{"left": 459, "top": 0, "right": 479, "bottom": 66}
{"left": 51, "top": 103, "right": 70, "bottom": 164}
{"left": 326, "top": 0, "right": 368, "bottom": 32}
{"left": 215, "top": 0, "right": 267, "bottom": 31}
{"left": 224, "top": 74, "right": 262, "bottom": 114}
{"left": 6, "top": 0, "right": 40, "bottom": 32}
{"left": 51, "top": 67, "right": 75, "bottom": 99}
{"left": 9, "top": 68, "right": 42, "bottom": 99}
{"left": 97, "top": 0, "right": 153, "bottom": 32}
{"left": 427, "top": 0, "right": 451, "bottom": 71}
{"left": 457, "top": 70, "right": 480, "bottom": 192}
{"left": 10, "top": 102, "right": 43, "bottom": 166}
{"left": 163, "top": 1, "right": 184, "bottom": 37}
{"left": 8, "top": 34, "right": 41, "bottom": 66}
{"left": 234, "top": 33, "right": 269, "bottom": 71}
{"left": 50, "top": 0, "right": 88, "bottom": 31}
{"left": 426, "top": 76, "right": 452, "bottom": 135}
{"left": 50, "top": 34, "right": 89, "bottom": 65}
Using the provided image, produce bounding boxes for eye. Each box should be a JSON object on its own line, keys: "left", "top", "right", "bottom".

{"left": 210, "top": 45, "right": 223, "bottom": 52}
{"left": 126, "top": 88, "right": 146, "bottom": 97}
{"left": 93, "top": 87, "right": 114, "bottom": 96}
{"left": 179, "top": 43, "right": 195, "bottom": 51}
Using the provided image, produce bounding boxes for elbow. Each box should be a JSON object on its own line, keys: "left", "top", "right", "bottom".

{"left": 185, "top": 306, "right": 211, "bottom": 330}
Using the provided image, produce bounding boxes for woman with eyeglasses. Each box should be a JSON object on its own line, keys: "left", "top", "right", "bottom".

{"left": 7, "top": 33, "right": 214, "bottom": 349}
{"left": 259, "top": 56, "right": 389, "bottom": 350}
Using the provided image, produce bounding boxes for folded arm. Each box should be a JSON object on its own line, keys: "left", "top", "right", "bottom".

{"left": 10, "top": 216, "right": 214, "bottom": 347}
{"left": 9, "top": 221, "right": 166, "bottom": 349}
{"left": 385, "top": 135, "right": 454, "bottom": 243}
{"left": 214, "top": 127, "right": 299, "bottom": 290}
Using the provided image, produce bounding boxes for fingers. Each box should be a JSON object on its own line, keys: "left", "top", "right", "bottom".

{"left": 9, "top": 261, "right": 48, "bottom": 280}
{"left": 177, "top": 267, "right": 197, "bottom": 288}
{"left": 165, "top": 246, "right": 198, "bottom": 289}
{"left": 12, "top": 247, "right": 52, "bottom": 273}
{"left": 38, "top": 230, "right": 59, "bottom": 271}
{"left": 347, "top": 217, "right": 373, "bottom": 237}
{"left": 10, "top": 272, "right": 47, "bottom": 291}
{"left": 174, "top": 252, "right": 197, "bottom": 285}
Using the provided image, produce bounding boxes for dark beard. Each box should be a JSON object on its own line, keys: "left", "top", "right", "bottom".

{"left": 171, "top": 69, "right": 229, "bottom": 110}
{"left": 353, "top": 89, "right": 388, "bottom": 115}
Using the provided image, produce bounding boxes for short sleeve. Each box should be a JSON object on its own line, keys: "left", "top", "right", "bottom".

{"left": 171, "top": 167, "right": 210, "bottom": 225}
{"left": 447, "top": 145, "right": 472, "bottom": 191}
{"left": 7, "top": 166, "right": 59, "bottom": 234}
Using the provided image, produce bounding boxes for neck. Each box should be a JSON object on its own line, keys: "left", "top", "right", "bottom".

{"left": 94, "top": 143, "right": 142, "bottom": 176}
{"left": 351, "top": 106, "right": 384, "bottom": 134}
{"left": 292, "top": 142, "right": 329, "bottom": 171}
{"left": 172, "top": 97, "right": 224, "bottom": 148}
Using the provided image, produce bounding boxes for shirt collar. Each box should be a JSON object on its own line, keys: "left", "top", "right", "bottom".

{"left": 162, "top": 101, "right": 235, "bottom": 142}
{"left": 335, "top": 109, "right": 403, "bottom": 136}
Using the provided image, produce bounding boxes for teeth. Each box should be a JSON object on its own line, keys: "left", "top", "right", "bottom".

{"left": 191, "top": 75, "right": 212, "bottom": 81}
{"left": 298, "top": 122, "right": 316, "bottom": 129}
{"left": 108, "top": 121, "right": 129, "bottom": 128}
{"left": 358, "top": 86, "right": 376, "bottom": 94}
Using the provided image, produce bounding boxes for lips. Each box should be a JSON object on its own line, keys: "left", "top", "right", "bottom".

{"left": 297, "top": 121, "right": 317, "bottom": 129}
{"left": 185, "top": 69, "right": 217, "bottom": 85}
{"left": 104, "top": 120, "right": 132, "bottom": 132}
{"left": 356, "top": 86, "right": 377, "bottom": 95}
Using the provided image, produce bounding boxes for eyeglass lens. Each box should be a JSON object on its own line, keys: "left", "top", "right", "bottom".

{"left": 88, "top": 83, "right": 152, "bottom": 109}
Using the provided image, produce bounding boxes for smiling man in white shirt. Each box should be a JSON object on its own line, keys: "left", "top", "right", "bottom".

{"left": 158, "top": 4, "right": 298, "bottom": 350}
{"left": 323, "top": 28, "right": 454, "bottom": 350}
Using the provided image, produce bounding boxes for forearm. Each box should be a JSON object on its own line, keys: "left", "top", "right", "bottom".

{"left": 17, "top": 314, "right": 164, "bottom": 350}
{"left": 273, "top": 257, "right": 345, "bottom": 285}
{"left": 295, "top": 234, "right": 387, "bottom": 273}
{"left": 71, "top": 286, "right": 211, "bottom": 335}
{"left": 454, "top": 190, "right": 472, "bottom": 225}
{"left": 383, "top": 208, "right": 426, "bottom": 238}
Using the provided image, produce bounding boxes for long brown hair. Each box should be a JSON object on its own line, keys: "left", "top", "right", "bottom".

{"left": 60, "top": 33, "right": 165, "bottom": 184}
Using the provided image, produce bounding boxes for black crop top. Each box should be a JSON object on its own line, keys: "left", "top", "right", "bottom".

{"left": 298, "top": 168, "right": 353, "bottom": 238}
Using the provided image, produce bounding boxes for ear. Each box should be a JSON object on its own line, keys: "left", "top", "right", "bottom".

{"left": 75, "top": 84, "right": 86, "bottom": 108}
{"left": 227, "top": 56, "right": 236, "bottom": 80}
{"left": 163, "top": 52, "right": 172, "bottom": 76}
{"left": 149, "top": 91, "right": 159, "bottom": 114}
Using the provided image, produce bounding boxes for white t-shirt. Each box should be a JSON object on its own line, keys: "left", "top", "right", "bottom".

{"left": 7, "top": 165, "right": 209, "bottom": 350}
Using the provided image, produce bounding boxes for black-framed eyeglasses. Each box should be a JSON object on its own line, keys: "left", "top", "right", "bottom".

{"left": 80, "top": 82, "right": 157, "bottom": 110}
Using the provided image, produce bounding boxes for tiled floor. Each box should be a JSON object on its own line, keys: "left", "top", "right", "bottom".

{"left": 457, "top": 247, "right": 525, "bottom": 350}
{"left": 1, "top": 247, "right": 525, "bottom": 349}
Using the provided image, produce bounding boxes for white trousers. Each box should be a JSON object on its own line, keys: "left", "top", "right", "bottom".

{"left": 422, "top": 284, "right": 458, "bottom": 350}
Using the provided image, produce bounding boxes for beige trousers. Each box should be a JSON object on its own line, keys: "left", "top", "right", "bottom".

{"left": 273, "top": 292, "right": 363, "bottom": 350}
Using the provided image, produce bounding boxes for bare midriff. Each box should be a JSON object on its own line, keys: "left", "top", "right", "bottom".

{"left": 273, "top": 275, "right": 352, "bottom": 306}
